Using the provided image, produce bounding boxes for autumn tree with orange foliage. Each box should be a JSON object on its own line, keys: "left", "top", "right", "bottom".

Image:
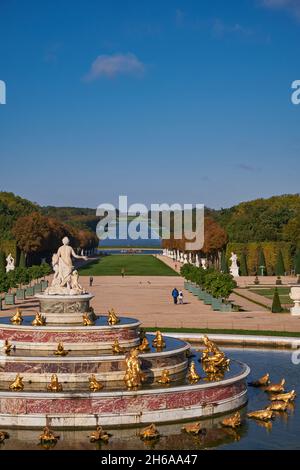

{"left": 12, "top": 212, "right": 98, "bottom": 265}
{"left": 162, "top": 217, "right": 227, "bottom": 267}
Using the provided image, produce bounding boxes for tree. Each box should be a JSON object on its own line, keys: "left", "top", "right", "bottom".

{"left": 271, "top": 288, "right": 282, "bottom": 313}
{"left": 275, "top": 250, "right": 285, "bottom": 276}
{"left": 202, "top": 217, "right": 228, "bottom": 257}
{"left": 239, "top": 252, "right": 248, "bottom": 276}
{"left": 258, "top": 248, "right": 267, "bottom": 276}
{"left": 220, "top": 251, "right": 228, "bottom": 273}
{"left": 0, "top": 251, "right": 6, "bottom": 274}
{"left": 295, "top": 250, "right": 300, "bottom": 275}
{"left": 19, "top": 251, "right": 26, "bottom": 268}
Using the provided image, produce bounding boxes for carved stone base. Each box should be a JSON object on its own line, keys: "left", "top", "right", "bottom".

{"left": 35, "top": 294, "right": 94, "bottom": 324}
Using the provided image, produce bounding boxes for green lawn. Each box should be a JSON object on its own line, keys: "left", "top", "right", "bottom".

{"left": 250, "top": 287, "right": 291, "bottom": 305}
{"left": 79, "top": 255, "right": 178, "bottom": 276}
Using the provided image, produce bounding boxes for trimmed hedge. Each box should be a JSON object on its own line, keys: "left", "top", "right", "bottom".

{"left": 180, "top": 264, "right": 236, "bottom": 300}
{"left": 226, "top": 242, "right": 293, "bottom": 275}
{"left": 0, "top": 263, "right": 52, "bottom": 294}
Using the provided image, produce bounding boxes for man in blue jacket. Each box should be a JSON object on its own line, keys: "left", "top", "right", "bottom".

{"left": 172, "top": 287, "right": 179, "bottom": 305}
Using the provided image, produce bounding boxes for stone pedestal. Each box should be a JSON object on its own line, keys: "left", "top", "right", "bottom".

{"left": 290, "top": 286, "right": 300, "bottom": 316}
{"left": 35, "top": 293, "right": 94, "bottom": 324}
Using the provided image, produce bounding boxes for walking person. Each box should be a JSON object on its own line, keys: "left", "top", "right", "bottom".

{"left": 172, "top": 287, "right": 179, "bottom": 305}
{"left": 178, "top": 290, "right": 183, "bottom": 304}
{"left": 121, "top": 267, "right": 125, "bottom": 278}
{"left": 89, "top": 276, "right": 93, "bottom": 287}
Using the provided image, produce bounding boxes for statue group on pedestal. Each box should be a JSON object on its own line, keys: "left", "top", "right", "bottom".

{"left": 45, "top": 237, "right": 88, "bottom": 295}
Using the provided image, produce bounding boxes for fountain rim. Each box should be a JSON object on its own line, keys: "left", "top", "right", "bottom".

{"left": 0, "top": 317, "right": 142, "bottom": 331}
{"left": 0, "top": 360, "right": 250, "bottom": 397}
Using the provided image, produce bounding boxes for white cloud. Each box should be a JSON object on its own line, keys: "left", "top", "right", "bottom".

{"left": 261, "top": 0, "right": 300, "bottom": 19}
{"left": 83, "top": 53, "right": 145, "bottom": 81}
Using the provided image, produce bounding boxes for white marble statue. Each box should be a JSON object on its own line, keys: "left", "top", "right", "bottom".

{"left": 229, "top": 252, "right": 239, "bottom": 277}
{"left": 45, "top": 237, "right": 88, "bottom": 295}
{"left": 201, "top": 258, "right": 207, "bottom": 270}
{"left": 5, "top": 253, "right": 15, "bottom": 273}
{"left": 195, "top": 254, "right": 200, "bottom": 268}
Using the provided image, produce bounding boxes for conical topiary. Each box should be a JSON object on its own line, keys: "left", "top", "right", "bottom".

{"left": 19, "top": 251, "right": 26, "bottom": 268}
{"left": 220, "top": 251, "right": 228, "bottom": 273}
{"left": 271, "top": 288, "right": 282, "bottom": 313}
{"left": 0, "top": 251, "right": 6, "bottom": 274}
{"left": 240, "top": 252, "right": 248, "bottom": 276}
{"left": 258, "top": 248, "right": 267, "bottom": 276}
{"left": 275, "top": 250, "right": 285, "bottom": 276}
{"left": 295, "top": 250, "right": 300, "bottom": 276}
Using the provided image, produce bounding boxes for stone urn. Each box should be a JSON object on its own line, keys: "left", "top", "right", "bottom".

{"left": 290, "top": 286, "right": 300, "bottom": 316}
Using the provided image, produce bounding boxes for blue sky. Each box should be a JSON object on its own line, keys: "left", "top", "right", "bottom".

{"left": 0, "top": 0, "right": 299, "bottom": 209}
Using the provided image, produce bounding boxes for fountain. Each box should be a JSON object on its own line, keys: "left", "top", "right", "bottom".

{"left": 0, "top": 238, "right": 250, "bottom": 429}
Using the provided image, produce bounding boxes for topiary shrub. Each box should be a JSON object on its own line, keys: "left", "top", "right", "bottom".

{"left": 271, "top": 288, "right": 283, "bottom": 313}
{"left": 258, "top": 248, "right": 267, "bottom": 276}
{"left": 275, "top": 250, "right": 285, "bottom": 276}
{"left": 240, "top": 252, "right": 248, "bottom": 276}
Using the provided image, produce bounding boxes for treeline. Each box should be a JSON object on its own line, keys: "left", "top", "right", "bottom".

{"left": 0, "top": 192, "right": 99, "bottom": 266}
{"left": 212, "top": 194, "right": 300, "bottom": 244}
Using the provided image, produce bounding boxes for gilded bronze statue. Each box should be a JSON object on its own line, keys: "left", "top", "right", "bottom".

{"left": 47, "top": 374, "right": 63, "bottom": 392}
{"left": 187, "top": 362, "right": 201, "bottom": 383}
{"left": 88, "top": 374, "right": 103, "bottom": 392}
{"left": 10, "top": 309, "right": 23, "bottom": 325}
{"left": 54, "top": 342, "right": 68, "bottom": 356}
{"left": 152, "top": 331, "right": 166, "bottom": 350}
{"left": 107, "top": 308, "right": 120, "bottom": 325}
{"left": 31, "top": 312, "right": 46, "bottom": 326}
{"left": 124, "top": 348, "right": 146, "bottom": 390}
{"left": 221, "top": 412, "right": 241, "bottom": 429}
{"left": 9, "top": 374, "right": 24, "bottom": 391}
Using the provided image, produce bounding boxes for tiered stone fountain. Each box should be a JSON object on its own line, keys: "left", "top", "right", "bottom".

{"left": 0, "top": 238, "right": 249, "bottom": 429}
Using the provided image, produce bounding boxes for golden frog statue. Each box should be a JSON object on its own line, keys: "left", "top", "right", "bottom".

{"left": 3, "top": 339, "right": 12, "bottom": 355}
{"left": 88, "top": 374, "right": 103, "bottom": 392}
{"left": 140, "top": 424, "right": 160, "bottom": 440}
{"left": 54, "top": 342, "right": 68, "bottom": 356}
{"left": 221, "top": 412, "right": 241, "bottom": 429}
{"left": 124, "top": 348, "right": 146, "bottom": 390}
{"left": 89, "top": 425, "right": 111, "bottom": 443}
{"left": 10, "top": 309, "right": 23, "bottom": 325}
{"left": 138, "top": 337, "right": 150, "bottom": 352}
{"left": 82, "top": 313, "right": 95, "bottom": 326}
{"left": 270, "top": 390, "right": 296, "bottom": 402}
{"left": 31, "top": 312, "right": 46, "bottom": 326}
{"left": 157, "top": 369, "right": 171, "bottom": 385}
{"left": 107, "top": 308, "right": 120, "bottom": 325}
{"left": 187, "top": 362, "right": 201, "bottom": 383}
{"left": 247, "top": 409, "right": 274, "bottom": 421}
{"left": 264, "top": 378, "right": 285, "bottom": 393}
{"left": 39, "top": 427, "right": 60, "bottom": 447}
{"left": 112, "top": 339, "right": 125, "bottom": 354}
{"left": 182, "top": 422, "right": 202, "bottom": 435}
{"left": 266, "top": 401, "right": 288, "bottom": 412}
{"left": 249, "top": 373, "right": 270, "bottom": 387}
{"left": 9, "top": 374, "right": 24, "bottom": 391}
{"left": 152, "top": 331, "right": 166, "bottom": 350}
{"left": 47, "top": 374, "right": 63, "bottom": 392}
